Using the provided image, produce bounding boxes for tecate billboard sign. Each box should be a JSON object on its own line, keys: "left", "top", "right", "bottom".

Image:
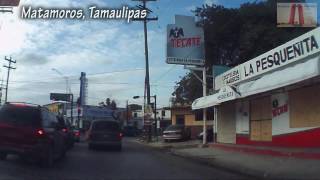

{"left": 215, "top": 27, "right": 320, "bottom": 90}
{"left": 277, "top": 3, "right": 317, "bottom": 28}
{"left": 166, "top": 15, "right": 205, "bottom": 66}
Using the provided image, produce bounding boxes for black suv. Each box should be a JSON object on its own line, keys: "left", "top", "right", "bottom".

{"left": 0, "top": 103, "right": 67, "bottom": 167}
{"left": 88, "top": 120, "right": 122, "bottom": 151}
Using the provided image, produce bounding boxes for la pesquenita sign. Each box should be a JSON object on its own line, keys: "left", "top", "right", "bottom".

{"left": 166, "top": 15, "right": 205, "bottom": 66}
{"left": 215, "top": 27, "right": 320, "bottom": 90}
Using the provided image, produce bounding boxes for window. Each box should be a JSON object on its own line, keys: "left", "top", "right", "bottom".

{"left": 195, "top": 107, "right": 214, "bottom": 121}
{"left": 161, "top": 110, "right": 165, "bottom": 117}
{"left": 42, "top": 109, "right": 58, "bottom": 128}
{"left": 134, "top": 112, "right": 138, "bottom": 118}
{"left": 0, "top": 105, "right": 41, "bottom": 126}
{"left": 92, "top": 121, "right": 120, "bottom": 131}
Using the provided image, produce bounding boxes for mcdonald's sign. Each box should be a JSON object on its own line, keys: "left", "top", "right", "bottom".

{"left": 277, "top": 3, "right": 317, "bottom": 28}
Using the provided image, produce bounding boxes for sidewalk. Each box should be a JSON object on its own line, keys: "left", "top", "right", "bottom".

{"left": 171, "top": 146, "right": 320, "bottom": 180}
{"left": 132, "top": 138, "right": 320, "bottom": 179}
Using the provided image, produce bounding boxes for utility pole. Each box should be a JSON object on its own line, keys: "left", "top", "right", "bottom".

{"left": 132, "top": 0, "right": 158, "bottom": 142}
{"left": 0, "top": 78, "right": 3, "bottom": 105}
{"left": 126, "top": 100, "right": 129, "bottom": 126}
{"left": 3, "top": 56, "right": 16, "bottom": 103}
{"left": 153, "top": 95, "right": 157, "bottom": 141}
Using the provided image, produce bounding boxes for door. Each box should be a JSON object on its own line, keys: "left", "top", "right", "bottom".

{"left": 176, "top": 115, "right": 185, "bottom": 125}
{"left": 250, "top": 96, "right": 272, "bottom": 141}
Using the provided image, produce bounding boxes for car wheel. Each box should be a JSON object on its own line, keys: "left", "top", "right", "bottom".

{"left": 0, "top": 152, "right": 7, "bottom": 160}
{"left": 41, "top": 146, "right": 54, "bottom": 168}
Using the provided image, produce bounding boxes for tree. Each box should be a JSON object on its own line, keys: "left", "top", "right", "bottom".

{"left": 106, "top": 98, "right": 111, "bottom": 106}
{"left": 173, "top": 0, "right": 312, "bottom": 104}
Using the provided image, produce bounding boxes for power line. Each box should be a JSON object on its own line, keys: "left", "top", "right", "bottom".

{"left": 0, "top": 68, "right": 145, "bottom": 84}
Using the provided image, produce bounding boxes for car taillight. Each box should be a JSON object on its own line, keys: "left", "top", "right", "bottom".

{"left": 36, "top": 129, "right": 45, "bottom": 136}
{"left": 62, "top": 128, "right": 68, "bottom": 133}
{"left": 119, "top": 133, "right": 123, "bottom": 138}
{"left": 75, "top": 132, "right": 80, "bottom": 136}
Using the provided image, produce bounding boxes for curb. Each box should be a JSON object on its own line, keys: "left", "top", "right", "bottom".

{"left": 211, "top": 144, "right": 320, "bottom": 160}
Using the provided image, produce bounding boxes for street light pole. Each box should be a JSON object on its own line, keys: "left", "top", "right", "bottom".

{"left": 51, "top": 68, "right": 69, "bottom": 94}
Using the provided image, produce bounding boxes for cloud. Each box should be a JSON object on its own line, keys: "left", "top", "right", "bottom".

{"left": 17, "top": 53, "right": 49, "bottom": 66}
{"left": 204, "top": 0, "right": 219, "bottom": 5}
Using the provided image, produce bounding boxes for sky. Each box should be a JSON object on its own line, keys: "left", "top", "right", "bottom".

{"left": 0, "top": 0, "right": 319, "bottom": 108}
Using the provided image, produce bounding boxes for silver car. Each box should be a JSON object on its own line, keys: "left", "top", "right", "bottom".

{"left": 163, "top": 125, "right": 191, "bottom": 142}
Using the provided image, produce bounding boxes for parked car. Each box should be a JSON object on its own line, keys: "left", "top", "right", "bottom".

{"left": 57, "top": 116, "right": 75, "bottom": 149}
{"left": 0, "top": 103, "right": 67, "bottom": 167}
{"left": 123, "top": 126, "right": 141, "bottom": 137}
{"left": 163, "top": 125, "right": 191, "bottom": 142}
{"left": 72, "top": 128, "right": 81, "bottom": 142}
{"left": 87, "top": 120, "right": 122, "bottom": 151}
{"left": 197, "top": 128, "right": 214, "bottom": 142}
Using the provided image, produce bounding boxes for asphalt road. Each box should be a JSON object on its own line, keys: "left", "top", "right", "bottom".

{"left": 0, "top": 138, "right": 252, "bottom": 180}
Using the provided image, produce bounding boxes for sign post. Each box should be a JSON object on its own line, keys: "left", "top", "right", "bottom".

{"left": 166, "top": 15, "right": 207, "bottom": 145}
{"left": 50, "top": 93, "right": 74, "bottom": 125}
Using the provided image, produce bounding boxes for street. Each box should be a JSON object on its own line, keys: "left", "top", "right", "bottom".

{"left": 0, "top": 138, "right": 251, "bottom": 180}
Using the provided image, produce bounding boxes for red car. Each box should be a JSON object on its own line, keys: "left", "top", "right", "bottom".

{"left": 0, "top": 103, "right": 67, "bottom": 167}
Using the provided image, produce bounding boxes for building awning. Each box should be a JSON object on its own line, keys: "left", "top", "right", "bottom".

{"left": 192, "top": 55, "right": 320, "bottom": 110}
{"left": 192, "top": 86, "right": 240, "bottom": 110}
{"left": 238, "top": 56, "right": 320, "bottom": 98}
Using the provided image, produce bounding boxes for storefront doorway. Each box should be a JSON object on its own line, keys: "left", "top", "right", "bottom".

{"left": 250, "top": 96, "right": 272, "bottom": 141}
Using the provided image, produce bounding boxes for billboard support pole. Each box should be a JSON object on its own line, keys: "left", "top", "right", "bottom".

{"left": 202, "top": 68, "right": 207, "bottom": 145}
{"left": 185, "top": 66, "right": 207, "bottom": 145}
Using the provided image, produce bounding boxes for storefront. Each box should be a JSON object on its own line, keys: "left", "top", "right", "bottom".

{"left": 192, "top": 27, "right": 320, "bottom": 148}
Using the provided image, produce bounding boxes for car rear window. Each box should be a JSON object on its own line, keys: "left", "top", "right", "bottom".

{"left": 0, "top": 105, "right": 41, "bottom": 126}
{"left": 92, "top": 121, "right": 120, "bottom": 131}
